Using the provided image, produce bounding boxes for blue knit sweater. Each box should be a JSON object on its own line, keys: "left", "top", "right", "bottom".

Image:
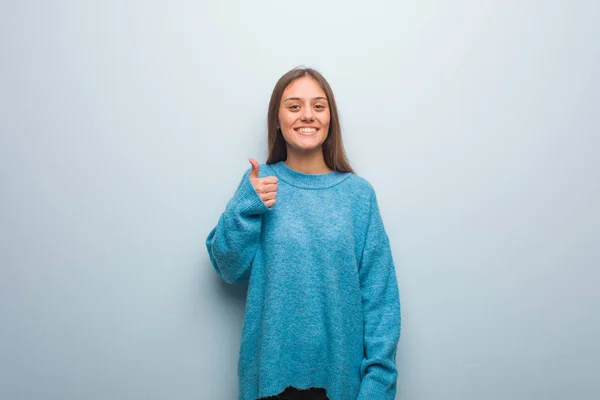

{"left": 206, "top": 160, "right": 401, "bottom": 400}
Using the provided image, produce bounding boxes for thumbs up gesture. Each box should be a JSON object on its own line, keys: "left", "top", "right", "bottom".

{"left": 248, "top": 158, "right": 278, "bottom": 207}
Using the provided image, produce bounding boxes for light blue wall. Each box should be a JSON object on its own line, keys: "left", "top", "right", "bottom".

{"left": 1, "top": 1, "right": 598, "bottom": 399}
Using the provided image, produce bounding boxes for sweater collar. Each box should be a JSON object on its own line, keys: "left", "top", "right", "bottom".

{"left": 270, "top": 160, "right": 351, "bottom": 189}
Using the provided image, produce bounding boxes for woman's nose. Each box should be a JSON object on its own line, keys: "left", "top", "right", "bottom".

{"left": 301, "top": 108, "right": 314, "bottom": 121}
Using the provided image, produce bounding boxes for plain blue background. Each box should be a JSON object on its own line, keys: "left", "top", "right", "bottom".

{"left": 1, "top": 1, "right": 599, "bottom": 399}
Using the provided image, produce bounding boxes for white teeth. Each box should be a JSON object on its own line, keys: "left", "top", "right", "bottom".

{"left": 297, "top": 128, "right": 317, "bottom": 133}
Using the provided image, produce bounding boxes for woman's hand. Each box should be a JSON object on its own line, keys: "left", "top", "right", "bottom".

{"left": 248, "top": 158, "right": 278, "bottom": 207}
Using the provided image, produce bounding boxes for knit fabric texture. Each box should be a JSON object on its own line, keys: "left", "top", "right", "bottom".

{"left": 206, "top": 161, "right": 401, "bottom": 400}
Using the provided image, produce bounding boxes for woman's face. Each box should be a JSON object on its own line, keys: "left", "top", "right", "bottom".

{"left": 278, "top": 76, "right": 330, "bottom": 153}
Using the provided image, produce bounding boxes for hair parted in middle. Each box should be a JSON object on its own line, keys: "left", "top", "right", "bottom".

{"left": 266, "top": 67, "right": 354, "bottom": 174}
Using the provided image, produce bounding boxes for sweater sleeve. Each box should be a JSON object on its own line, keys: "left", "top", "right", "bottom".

{"left": 205, "top": 167, "right": 271, "bottom": 284}
{"left": 356, "top": 189, "right": 401, "bottom": 400}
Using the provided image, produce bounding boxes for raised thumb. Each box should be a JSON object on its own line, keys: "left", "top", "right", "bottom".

{"left": 248, "top": 158, "right": 260, "bottom": 179}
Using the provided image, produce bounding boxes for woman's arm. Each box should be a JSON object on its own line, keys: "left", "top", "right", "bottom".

{"left": 357, "top": 189, "right": 401, "bottom": 400}
{"left": 205, "top": 167, "right": 271, "bottom": 284}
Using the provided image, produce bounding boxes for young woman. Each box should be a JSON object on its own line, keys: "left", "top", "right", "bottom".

{"left": 206, "top": 67, "right": 401, "bottom": 400}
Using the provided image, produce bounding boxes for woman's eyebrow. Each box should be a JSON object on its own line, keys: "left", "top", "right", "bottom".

{"left": 283, "top": 96, "right": 327, "bottom": 102}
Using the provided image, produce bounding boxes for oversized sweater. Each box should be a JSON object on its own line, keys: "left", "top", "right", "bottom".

{"left": 205, "top": 160, "right": 401, "bottom": 400}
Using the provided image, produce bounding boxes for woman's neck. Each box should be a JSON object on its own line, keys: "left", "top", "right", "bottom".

{"left": 284, "top": 148, "right": 332, "bottom": 174}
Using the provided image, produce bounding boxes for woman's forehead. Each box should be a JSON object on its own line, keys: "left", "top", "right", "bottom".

{"left": 282, "top": 76, "right": 326, "bottom": 98}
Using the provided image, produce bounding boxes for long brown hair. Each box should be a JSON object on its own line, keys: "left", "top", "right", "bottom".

{"left": 265, "top": 67, "right": 355, "bottom": 174}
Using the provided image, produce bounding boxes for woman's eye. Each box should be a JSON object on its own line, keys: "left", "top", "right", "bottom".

{"left": 315, "top": 105, "right": 325, "bottom": 109}
{"left": 289, "top": 105, "right": 300, "bottom": 110}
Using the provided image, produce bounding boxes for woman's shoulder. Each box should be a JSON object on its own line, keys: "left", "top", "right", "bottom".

{"left": 337, "top": 173, "right": 380, "bottom": 209}
{"left": 343, "top": 172, "right": 376, "bottom": 195}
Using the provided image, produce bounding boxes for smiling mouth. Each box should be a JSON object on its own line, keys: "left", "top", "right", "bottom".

{"left": 294, "top": 127, "right": 319, "bottom": 135}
